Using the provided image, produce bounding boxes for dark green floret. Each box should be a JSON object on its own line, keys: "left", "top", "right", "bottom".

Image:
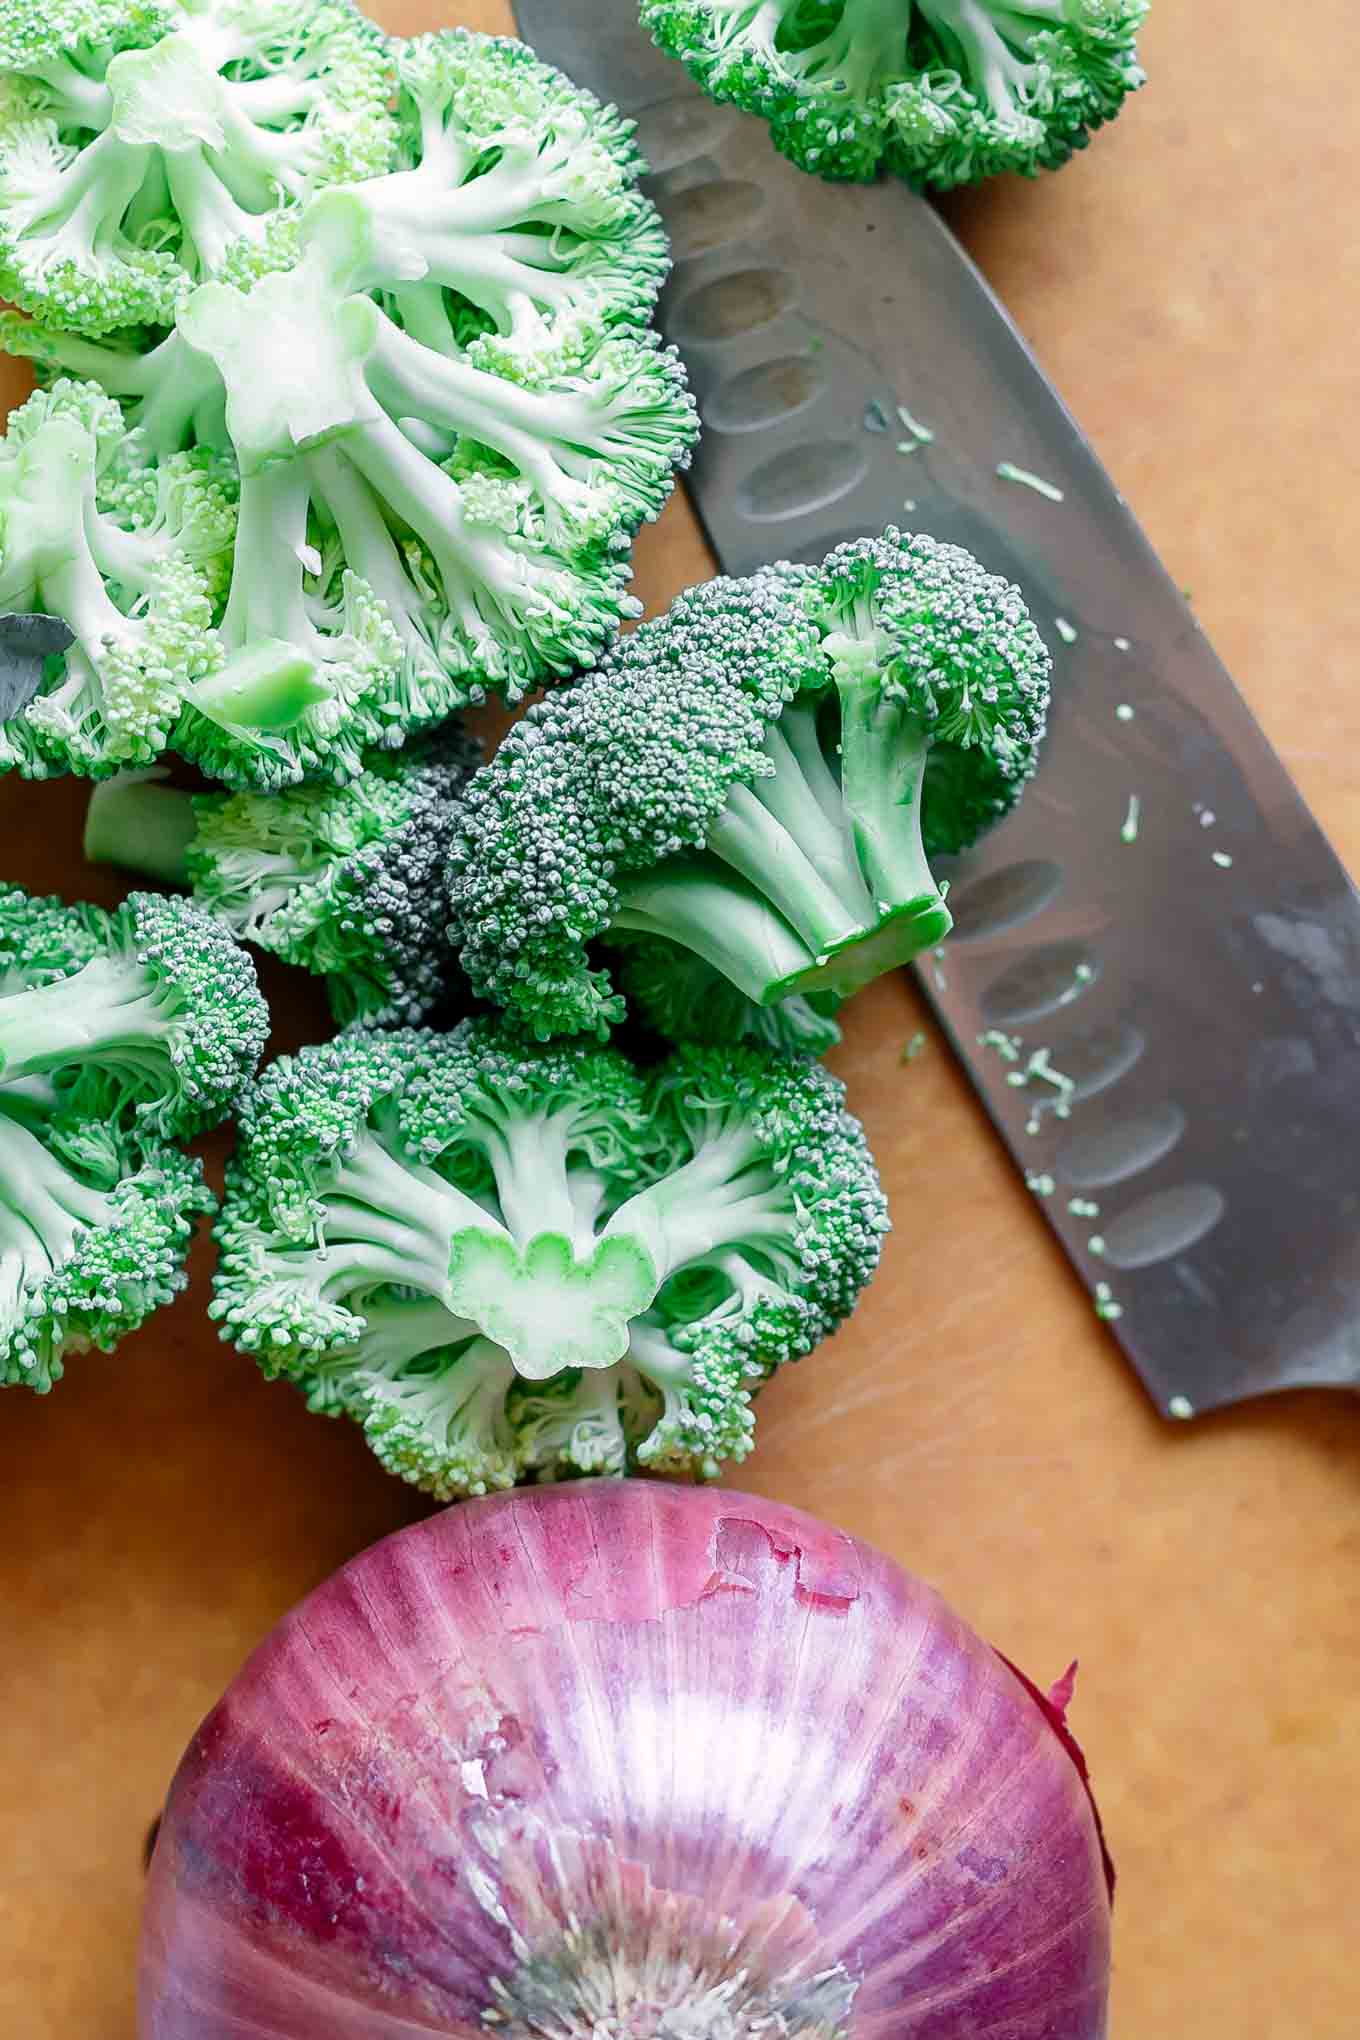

{"left": 212, "top": 1018, "right": 887, "bottom": 1495}
{"left": 0, "top": 882, "right": 268, "bottom": 1138}
{"left": 447, "top": 527, "right": 1050, "bottom": 1041}
{"left": 641, "top": 0, "right": 1148, "bottom": 188}
{"left": 85, "top": 726, "right": 482, "bottom": 1028}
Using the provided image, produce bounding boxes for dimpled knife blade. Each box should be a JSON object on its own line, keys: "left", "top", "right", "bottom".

{"left": 513, "top": 0, "right": 1360, "bottom": 1416}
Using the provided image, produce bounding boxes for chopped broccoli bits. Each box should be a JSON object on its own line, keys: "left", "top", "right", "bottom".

{"left": 448, "top": 527, "right": 1050, "bottom": 1040}
{"left": 0, "top": 0, "right": 396, "bottom": 334}
{"left": 642, "top": 0, "right": 1148, "bottom": 189}
{"left": 212, "top": 1020, "right": 888, "bottom": 1495}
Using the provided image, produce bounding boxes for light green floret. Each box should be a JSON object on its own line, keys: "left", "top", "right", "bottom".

{"left": 0, "top": 882, "right": 268, "bottom": 1139}
{"left": 15, "top": 208, "right": 697, "bottom": 753}
{"left": 0, "top": 0, "right": 396, "bottom": 334}
{"left": 85, "top": 726, "right": 482, "bottom": 1027}
{"left": 293, "top": 28, "right": 670, "bottom": 374}
{"left": 0, "top": 379, "right": 232, "bottom": 781}
{"left": 211, "top": 1021, "right": 886, "bottom": 1496}
{"left": 0, "top": 1094, "right": 213, "bottom": 1393}
{"left": 641, "top": 0, "right": 1147, "bottom": 188}
{"left": 447, "top": 526, "right": 1050, "bottom": 1042}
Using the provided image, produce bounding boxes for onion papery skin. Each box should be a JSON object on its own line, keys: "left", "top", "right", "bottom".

{"left": 139, "top": 1482, "right": 1112, "bottom": 2038}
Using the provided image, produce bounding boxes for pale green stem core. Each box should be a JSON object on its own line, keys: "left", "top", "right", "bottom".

{"left": 83, "top": 777, "right": 197, "bottom": 887}
{"left": 607, "top": 1123, "right": 790, "bottom": 1279}
{"left": 319, "top": 1134, "right": 507, "bottom": 1302}
{"left": 0, "top": 1110, "right": 112, "bottom": 1271}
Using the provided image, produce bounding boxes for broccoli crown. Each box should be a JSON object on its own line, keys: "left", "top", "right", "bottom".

{"left": 0, "top": 881, "right": 268, "bottom": 1138}
{"left": 0, "top": 1096, "right": 212, "bottom": 1392}
{"left": 84, "top": 725, "right": 483, "bottom": 1027}
{"left": 448, "top": 526, "right": 1050, "bottom": 1039}
{"left": 212, "top": 1018, "right": 886, "bottom": 1495}
{"left": 0, "top": 0, "right": 396, "bottom": 335}
{"left": 22, "top": 219, "right": 695, "bottom": 778}
{"left": 642, "top": 0, "right": 1147, "bottom": 188}
{"left": 287, "top": 29, "right": 671, "bottom": 374}
{"left": 0, "top": 378, "right": 234, "bottom": 781}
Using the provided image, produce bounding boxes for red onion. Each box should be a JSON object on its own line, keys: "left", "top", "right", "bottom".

{"left": 141, "top": 1482, "right": 1112, "bottom": 2037}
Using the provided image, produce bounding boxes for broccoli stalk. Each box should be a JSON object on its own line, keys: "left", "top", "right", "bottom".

{"left": 213, "top": 1022, "right": 887, "bottom": 1496}
{"left": 0, "top": 883, "right": 268, "bottom": 1138}
{"left": 642, "top": 0, "right": 1148, "bottom": 187}
{"left": 448, "top": 528, "right": 1050, "bottom": 1040}
{"left": 0, "top": 0, "right": 397, "bottom": 333}
{"left": 0, "top": 1101, "right": 213, "bottom": 1392}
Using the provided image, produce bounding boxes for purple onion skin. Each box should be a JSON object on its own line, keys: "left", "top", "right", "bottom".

{"left": 140, "top": 1482, "right": 1111, "bottom": 2038}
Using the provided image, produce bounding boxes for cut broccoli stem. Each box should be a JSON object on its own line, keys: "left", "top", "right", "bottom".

{"left": 304, "top": 443, "right": 450, "bottom": 705}
{"left": 607, "top": 1123, "right": 791, "bottom": 1275}
{"left": 84, "top": 777, "right": 197, "bottom": 887}
{"left": 612, "top": 860, "right": 817, "bottom": 1008}
{"left": 300, "top": 1290, "right": 478, "bottom": 1409}
{"left": 834, "top": 670, "right": 941, "bottom": 912}
{"left": 921, "top": 0, "right": 1036, "bottom": 121}
{"left": 163, "top": 147, "right": 261, "bottom": 273}
{"left": 792, "top": 0, "right": 905, "bottom": 92}
{"left": 316, "top": 1132, "right": 502, "bottom": 1302}
{"left": 706, "top": 783, "right": 872, "bottom": 958}
{"left": 475, "top": 1112, "right": 610, "bottom": 1254}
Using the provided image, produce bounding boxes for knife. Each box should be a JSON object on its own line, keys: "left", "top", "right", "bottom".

{"left": 511, "top": 0, "right": 1360, "bottom": 1418}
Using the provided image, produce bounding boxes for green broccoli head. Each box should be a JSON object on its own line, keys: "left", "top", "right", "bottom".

{"left": 0, "top": 1096, "right": 213, "bottom": 1393}
{"left": 0, "top": 0, "right": 396, "bottom": 335}
{"left": 0, "top": 882, "right": 268, "bottom": 1139}
{"left": 0, "top": 379, "right": 234, "bottom": 781}
{"left": 642, "top": 0, "right": 1148, "bottom": 188}
{"left": 291, "top": 28, "right": 670, "bottom": 374}
{"left": 212, "top": 1018, "right": 886, "bottom": 1496}
{"left": 84, "top": 726, "right": 483, "bottom": 1028}
{"left": 25, "top": 221, "right": 696, "bottom": 777}
{"left": 448, "top": 526, "right": 1050, "bottom": 1040}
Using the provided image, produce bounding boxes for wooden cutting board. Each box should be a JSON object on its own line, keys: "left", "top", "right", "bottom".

{"left": 2, "top": 4, "right": 1357, "bottom": 2034}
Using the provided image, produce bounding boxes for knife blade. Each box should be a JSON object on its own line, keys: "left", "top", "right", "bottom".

{"left": 511, "top": 0, "right": 1360, "bottom": 1417}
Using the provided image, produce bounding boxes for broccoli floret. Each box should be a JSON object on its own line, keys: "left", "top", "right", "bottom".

{"left": 448, "top": 526, "right": 1050, "bottom": 1040}
{"left": 85, "top": 726, "right": 482, "bottom": 1027}
{"left": 0, "top": 1091, "right": 213, "bottom": 1392}
{"left": 0, "top": 881, "right": 268, "bottom": 1138}
{"left": 0, "top": 0, "right": 396, "bottom": 334}
{"left": 641, "top": 0, "right": 1148, "bottom": 188}
{"left": 296, "top": 29, "right": 669, "bottom": 372}
{"left": 0, "top": 378, "right": 235, "bottom": 780}
{"left": 211, "top": 1019, "right": 886, "bottom": 1495}
{"left": 620, "top": 936, "right": 844, "bottom": 1056}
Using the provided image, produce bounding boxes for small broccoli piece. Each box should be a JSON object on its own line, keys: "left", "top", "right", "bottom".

{"left": 620, "top": 936, "right": 844, "bottom": 1056}
{"left": 0, "top": 1093, "right": 213, "bottom": 1392}
{"left": 212, "top": 1019, "right": 886, "bottom": 1495}
{"left": 0, "top": 378, "right": 234, "bottom": 781}
{"left": 641, "top": 0, "right": 1147, "bottom": 188}
{"left": 297, "top": 29, "right": 669, "bottom": 372}
{"left": 0, "top": 0, "right": 396, "bottom": 334}
{"left": 0, "top": 881, "right": 268, "bottom": 1138}
{"left": 85, "top": 726, "right": 482, "bottom": 1027}
{"left": 448, "top": 526, "right": 1050, "bottom": 1040}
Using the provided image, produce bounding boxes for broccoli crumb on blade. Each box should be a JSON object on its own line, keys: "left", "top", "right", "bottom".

{"left": 996, "top": 461, "right": 1065, "bottom": 502}
{"left": 211, "top": 1020, "right": 889, "bottom": 1495}
{"left": 85, "top": 725, "right": 482, "bottom": 1030}
{"left": 1121, "top": 794, "right": 1141, "bottom": 844}
{"left": 640, "top": 0, "right": 1148, "bottom": 190}
{"left": 0, "top": 0, "right": 398, "bottom": 335}
{"left": 448, "top": 526, "right": 1050, "bottom": 1043}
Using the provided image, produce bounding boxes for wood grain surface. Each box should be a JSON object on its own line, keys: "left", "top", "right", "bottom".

{"left": 2, "top": 4, "right": 1357, "bottom": 2034}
